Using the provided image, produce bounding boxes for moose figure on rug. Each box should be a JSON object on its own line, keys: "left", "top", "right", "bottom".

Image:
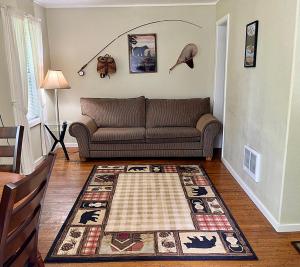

{"left": 192, "top": 186, "right": 208, "bottom": 196}
{"left": 184, "top": 236, "right": 217, "bottom": 249}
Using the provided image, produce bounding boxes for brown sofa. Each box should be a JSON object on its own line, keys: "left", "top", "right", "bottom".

{"left": 69, "top": 96, "right": 221, "bottom": 160}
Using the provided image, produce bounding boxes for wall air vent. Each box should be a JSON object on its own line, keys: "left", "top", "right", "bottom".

{"left": 243, "top": 145, "right": 261, "bottom": 182}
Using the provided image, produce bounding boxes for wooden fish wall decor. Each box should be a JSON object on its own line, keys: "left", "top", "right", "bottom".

{"left": 169, "top": 43, "right": 198, "bottom": 73}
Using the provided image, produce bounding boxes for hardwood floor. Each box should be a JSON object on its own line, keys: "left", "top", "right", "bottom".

{"left": 40, "top": 148, "right": 300, "bottom": 267}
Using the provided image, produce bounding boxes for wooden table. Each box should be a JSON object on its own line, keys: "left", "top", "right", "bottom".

{"left": 0, "top": 172, "right": 24, "bottom": 196}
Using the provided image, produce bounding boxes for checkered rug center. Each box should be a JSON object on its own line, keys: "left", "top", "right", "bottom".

{"left": 106, "top": 173, "right": 195, "bottom": 232}
{"left": 45, "top": 164, "right": 257, "bottom": 263}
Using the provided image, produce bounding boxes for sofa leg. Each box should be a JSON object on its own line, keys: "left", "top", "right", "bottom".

{"left": 80, "top": 156, "right": 87, "bottom": 162}
{"left": 206, "top": 157, "right": 212, "bottom": 161}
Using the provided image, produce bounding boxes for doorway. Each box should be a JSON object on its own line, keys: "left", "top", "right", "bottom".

{"left": 213, "top": 14, "right": 230, "bottom": 154}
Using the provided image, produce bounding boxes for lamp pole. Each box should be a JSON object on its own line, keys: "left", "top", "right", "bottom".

{"left": 55, "top": 89, "right": 61, "bottom": 133}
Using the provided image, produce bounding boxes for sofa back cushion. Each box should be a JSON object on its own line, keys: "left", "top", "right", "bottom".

{"left": 80, "top": 96, "right": 145, "bottom": 127}
{"left": 146, "top": 98, "right": 210, "bottom": 128}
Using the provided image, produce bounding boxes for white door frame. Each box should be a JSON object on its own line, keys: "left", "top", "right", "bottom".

{"left": 213, "top": 14, "right": 230, "bottom": 158}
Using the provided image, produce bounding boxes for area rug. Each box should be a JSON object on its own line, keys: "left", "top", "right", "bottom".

{"left": 291, "top": 241, "right": 300, "bottom": 254}
{"left": 45, "top": 165, "right": 257, "bottom": 262}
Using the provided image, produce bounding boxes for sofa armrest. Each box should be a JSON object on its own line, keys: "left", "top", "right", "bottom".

{"left": 69, "top": 115, "right": 97, "bottom": 158}
{"left": 196, "top": 114, "right": 222, "bottom": 158}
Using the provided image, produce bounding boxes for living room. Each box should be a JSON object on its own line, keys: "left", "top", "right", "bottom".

{"left": 0, "top": 0, "right": 299, "bottom": 266}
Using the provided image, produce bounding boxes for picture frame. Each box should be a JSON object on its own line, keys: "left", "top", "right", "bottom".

{"left": 128, "top": 33, "right": 157, "bottom": 73}
{"left": 244, "top": 20, "right": 259, "bottom": 68}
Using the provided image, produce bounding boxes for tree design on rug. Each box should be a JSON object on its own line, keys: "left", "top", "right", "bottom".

{"left": 61, "top": 240, "right": 77, "bottom": 251}
{"left": 69, "top": 229, "right": 82, "bottom": 238}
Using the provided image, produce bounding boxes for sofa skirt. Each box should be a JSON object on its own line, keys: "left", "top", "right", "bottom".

{"left": 89, "top": 149, "right": 203, "bottom": 158}
{"left": 88, "top": 142, "right": 203, "bottom": 158}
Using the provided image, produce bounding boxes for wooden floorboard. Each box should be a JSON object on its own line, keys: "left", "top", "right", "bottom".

{"left": 40, "top": 148, "right": 300, "bottom": 267}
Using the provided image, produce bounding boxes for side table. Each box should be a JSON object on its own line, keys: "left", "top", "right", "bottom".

{"left": 44, "top": 121, "right": 69, "bottom": 160}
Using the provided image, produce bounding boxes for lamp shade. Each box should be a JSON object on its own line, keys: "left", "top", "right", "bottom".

{"left": 41, "top": 70, "right": 71, "bottom": 90}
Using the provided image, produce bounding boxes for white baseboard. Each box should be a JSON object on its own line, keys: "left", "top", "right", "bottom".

{"left": 65, "top": 142, "right": 78, "bottom": 148}
{"left": 277, "top": 223, "right": 300, "bottom": 232}
{"left": 53, "top": 142, "right": 78, "bottom": 150}
{"left": 34, "top": 156, "right": 45, "bottom": 168}
{"left": 221, "top": 157, "right": 300, "bottom": 232}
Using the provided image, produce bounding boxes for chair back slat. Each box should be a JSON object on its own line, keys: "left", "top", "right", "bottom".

{"left": 6, "top": 231, "right": 36, "bottom": 267}
{"left": 0, "top": 153, "right": 56, "bottom": 267}
{"left": 0, "top": 128, "right": 17, "bottom": 139}
{"left": 0, "top": 146, "right": 15, "bottom": 157}
{"left": 0, "top": 126, "right": 24, "bottom": 173}
{"left": 5, "top": 207, "right": 40, "bottom": 263}
{"left": 9, "top": 185, "right": 45, "bottom": 233}
{"left": 13, "top": 165, "right": 50, "bottom": 203}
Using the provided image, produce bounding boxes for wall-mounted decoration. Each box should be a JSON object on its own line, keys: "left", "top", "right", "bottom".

{"left": 77, "top": 20, "right": 202, "bottom": 76}
{"left": 128, "top": 34, "right": 157, "bottom": 73}
{"left": 244, "top": 20, "right": 259, "bottom": 68}
{"left": 97, "top": 54, "right": 116, "bottom": 78}
{"left": 169, "top": 43, "right": 198, "bottom": 73}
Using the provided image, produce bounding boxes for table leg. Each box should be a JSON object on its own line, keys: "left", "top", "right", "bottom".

{"left": 60, "top": 141, "right": 70, "bottom": 160}
{"left": 50, "top": 140, "right": 58, "bottom": 152}
{"left": 44, "top": 122, "right": 70, "bottom": 160}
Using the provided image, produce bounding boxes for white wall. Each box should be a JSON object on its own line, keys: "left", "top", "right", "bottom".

{"left": 45, "top": 5, "right": 216, "bottom": 142}
{"left": 280, "top": 0, "right": 300, "bottom": 226}
{"left": 217, "top": 0, "right": 298, "bottom": 229}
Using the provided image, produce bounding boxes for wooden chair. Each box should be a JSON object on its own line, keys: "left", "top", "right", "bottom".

{"left": 0, "top": 126, "right": 24, "bottom": 173}
{"left": 0, "top": 153, "right": 56, "bottom": 267}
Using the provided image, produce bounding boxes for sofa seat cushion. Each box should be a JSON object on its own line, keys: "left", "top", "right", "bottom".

{"left": 146, "top": 127, "right": 201, "bottom": 143}
{"left": 91, "top": 128, "right": 145, "bottom": 144}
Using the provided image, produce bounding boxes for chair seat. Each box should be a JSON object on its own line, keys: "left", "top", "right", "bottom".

{"left": 91, "top": 128, "right": 145, "bottom": 143}
{"left": 146, "top": 127, "right": 201, "bottom": 143}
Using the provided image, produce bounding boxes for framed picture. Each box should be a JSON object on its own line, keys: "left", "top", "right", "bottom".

{"left": 128, "top": 34, "right": 157, "bottom": 73}
{"left": 244, "top": 20, "right": 259, "bottom": 67}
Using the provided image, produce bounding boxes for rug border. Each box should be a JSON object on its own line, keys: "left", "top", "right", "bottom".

{"left": 291, "top": 241, "right": 300, "bottom": 254}
{"left": 45, "top": 164, "right": 258, "bottom": 263}
{"left": 45, "top": 166, "right": 98, "bottom": 262}
{"left": 200, "top": 166, "right": 258, "bottom": 260}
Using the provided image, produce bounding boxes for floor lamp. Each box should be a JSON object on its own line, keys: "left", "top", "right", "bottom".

{"left": 41, "top": 70, "right": 71, "bottom": 132}
{"left": 41, "top": 70, "right": 71, "bottom": 160}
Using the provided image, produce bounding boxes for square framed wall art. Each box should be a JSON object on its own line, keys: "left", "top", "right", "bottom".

{"left": 244, "top": 20, "right": 259, "bottom": 68}
{"left": 128, "top": 34, "right": 157, "bottom": 73}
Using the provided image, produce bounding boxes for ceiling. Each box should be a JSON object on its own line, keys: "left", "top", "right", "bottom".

{"left": 34, "top": 0, "right": 218, "bottom": 8}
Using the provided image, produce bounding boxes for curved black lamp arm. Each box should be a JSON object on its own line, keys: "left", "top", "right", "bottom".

{"left": 77, "top": 19, "right": 202, "bottom": 76}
